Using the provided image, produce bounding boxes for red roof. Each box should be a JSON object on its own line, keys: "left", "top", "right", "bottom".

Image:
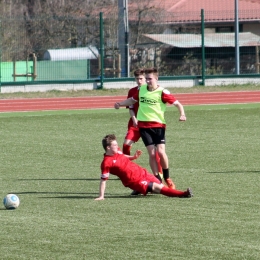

{"left": 129, "top": 0, "right": 260, "bottom": 23}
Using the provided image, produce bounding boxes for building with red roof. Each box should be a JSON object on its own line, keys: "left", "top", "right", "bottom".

{"left": 129, "top": 0, "right": 260, "bottom": 35}
{"left": 126, "top": 0, "right": 260, "bottom": 75}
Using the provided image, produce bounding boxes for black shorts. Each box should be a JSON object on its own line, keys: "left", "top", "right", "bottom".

{"left": 139, "top": 128, "right": 166, "bottom": 147}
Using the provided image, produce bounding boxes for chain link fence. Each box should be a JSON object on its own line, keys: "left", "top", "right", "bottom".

{"left": 0, "top": 8, "right": 260, "bottom": 85}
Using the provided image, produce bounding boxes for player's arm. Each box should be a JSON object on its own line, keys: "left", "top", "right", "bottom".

{"left": 95, "top": 179, "right": 107, "bottom": 200}
{"left": 125, "top": 150, "right": 142, "bottom": 160}
{"left": 129, "top": 109, "right": 138, "bottom": 127}
{"left": 173, "top": 101, "right": 186, "bottom": 121}
{"left": 114, "top": 97, "right": 137, "bottom": 109}
{"left": 162, "top": 90, "right": 186, "bottom": 121}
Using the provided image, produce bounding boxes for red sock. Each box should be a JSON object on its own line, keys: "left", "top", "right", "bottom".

{"left": 155, "top": 151, "right": 162, "bottom": 173}
{"left": 123, "top": 144, "right": 131, "bottom": 155}
{"left": 160, "top": 186, "right": 186, "bottom": 197}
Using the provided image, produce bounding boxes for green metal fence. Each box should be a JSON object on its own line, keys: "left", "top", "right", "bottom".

{"left": 0, "top": 7, "right": 260, "bottom": 86}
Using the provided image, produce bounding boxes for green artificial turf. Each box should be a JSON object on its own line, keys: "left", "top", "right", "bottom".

{"left": 0, "top": 104, "right": 259, "bottom": 260}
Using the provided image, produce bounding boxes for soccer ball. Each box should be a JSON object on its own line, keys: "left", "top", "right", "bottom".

{"left": 3, "top": 194, "right": 20, "bottom": 210}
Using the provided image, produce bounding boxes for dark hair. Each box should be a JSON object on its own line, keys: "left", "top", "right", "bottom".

{"left": 134, "top": 68, "right": 145, "bottom": 77}
{"left": 145, "top": 67, "right": 159, "bottom": 77}
{"left": 102, "top": 134, "right": 116, "bottom": 151}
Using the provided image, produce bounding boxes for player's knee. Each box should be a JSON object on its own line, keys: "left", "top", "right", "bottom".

{"left": 123, "top": 144, "right": 131, "bottom": 155}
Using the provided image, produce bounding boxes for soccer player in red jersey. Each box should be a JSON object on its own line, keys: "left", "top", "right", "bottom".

{"left": 95, "top": 134, "right": 193, "bottom": 200}
{"left": 122, "top": 69, "right": 144, "bottom": 156}
{"left": 114, "top": 68, "right": 186, "bottom": 190}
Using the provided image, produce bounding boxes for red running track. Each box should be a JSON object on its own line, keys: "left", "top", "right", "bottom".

{"left": 1, "top": 91, "right": 260, "bottom": 112}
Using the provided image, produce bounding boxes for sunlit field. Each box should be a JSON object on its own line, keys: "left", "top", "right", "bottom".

{"left": 1, "top": 103, "right": 259, "bottom": 260}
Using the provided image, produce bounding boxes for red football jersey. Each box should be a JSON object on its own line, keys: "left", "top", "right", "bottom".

{"left": 101, "top": 151, "right": 147, "bottom": 187}
{"left": 126, "top": 86, "right": 139, "bottom": 128}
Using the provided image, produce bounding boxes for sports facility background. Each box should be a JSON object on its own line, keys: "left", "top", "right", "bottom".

{"left": 0, "top": 1, "right": 260, "bottom": 89}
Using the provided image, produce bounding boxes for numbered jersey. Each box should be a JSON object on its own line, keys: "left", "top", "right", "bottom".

{"left": 100, "top": 151, "right": 160, "bottom": 194}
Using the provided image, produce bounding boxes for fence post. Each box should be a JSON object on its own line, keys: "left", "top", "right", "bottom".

{"left": 201, "top": 9, "right": 205, "bottom": 86}
{"left": 256, "top": 46, "right": 260, "bottom": 74}
{"left": 99, "top": 12, "right": 104, "bottom": 89}
{"left": 0, "top": 19, "right": 1, "bottom": 91}
{"left": 118, "top": 0, "right": 129, "bottom": 77}
{"left": 235, "top": 0, "right": 240, "bottom": 75}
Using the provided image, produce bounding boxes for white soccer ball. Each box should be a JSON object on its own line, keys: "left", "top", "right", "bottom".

{"left": 3, "top": 194, "right": 20, "bottom": 210}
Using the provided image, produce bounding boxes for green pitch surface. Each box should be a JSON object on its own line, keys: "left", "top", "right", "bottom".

{"left": 1, "top": 104, "right": 260, "bottom": 260}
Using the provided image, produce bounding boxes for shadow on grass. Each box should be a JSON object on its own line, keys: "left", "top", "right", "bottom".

{"left": 42, "top": 195, "right": 144, "bottom": 199}
{"left": 14, "top": 191, "right": 97, "bottom": 195}
{"left": 17, "top": 178, "right": 116, "bottom": 181}
{"left": 11, "top": 191, "right": 146, "bottom": 200}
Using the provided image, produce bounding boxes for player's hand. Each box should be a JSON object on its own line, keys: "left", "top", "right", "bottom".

{"left": 133, "top": 118, "right": 138, "bottom": 128}
{"left": 179, "top": 115, "right": 186, "bottom": 121}
{"left": 134, "top": 150, "right": 142, "bottom": 159}
{"left": 114, "top": 102, "right": 120, "bottom": 109}
{"left": 95, "top": 196, "right": 104, "bottom": 201}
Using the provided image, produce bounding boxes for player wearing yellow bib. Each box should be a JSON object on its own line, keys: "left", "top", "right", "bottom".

{"left": 114, "top": 68, "right": 186, "bottom": 191}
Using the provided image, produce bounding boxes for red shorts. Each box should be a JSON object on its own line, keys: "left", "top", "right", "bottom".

{"left": 125, "top": 126, "right": 141, "bottom": 143}
{"left": 127, "top": 169, "right": 161, "bottom": 195}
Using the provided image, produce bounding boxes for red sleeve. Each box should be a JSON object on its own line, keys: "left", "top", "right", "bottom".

{"left": 132, "top": 91, "right": 139, "bottom": 102}
{"left": 100, "top": 160, "right": 109, "bottom": 180}
{"left": 161, "top": 89, "right": 177, "bottom": 104}
{"left": 127, "top": 87, "right": 133, "bottom": 98}
{"left": 127, "top": 86, "right": 138, "bottom": 109}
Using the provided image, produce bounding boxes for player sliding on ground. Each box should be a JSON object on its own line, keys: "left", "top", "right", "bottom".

{"left": 95, "top": 134, "right": 193, "bottom": 200}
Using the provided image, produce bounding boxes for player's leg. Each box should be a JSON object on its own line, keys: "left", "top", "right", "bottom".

{"left": 149, "top": 182, "right": 193, "bottom": 198}
{"left": 139, "top": 128, "right": 162, "bottom": 182}
{"left": 156, "top": 143, "right": 175, "bottom": 188}
{"left": 130, "top": 170, "right": 192, "bottom": 198}
{"left": 130, "top": 147, "right": 162, "bottom": 196}
{"left": 123, "top": 139, "right": 133, "bottom": 155}
{"left": 123, "top": 126, "right": 140, "bottom": 155}
{"left": 145, "top": 145, "right": 163, "bottom": 182}
{"left": 155, "top": 128, "right": 175, "bottom": 189}
{"left": 155, "top": 146, "right": 163, "bottom": 177}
